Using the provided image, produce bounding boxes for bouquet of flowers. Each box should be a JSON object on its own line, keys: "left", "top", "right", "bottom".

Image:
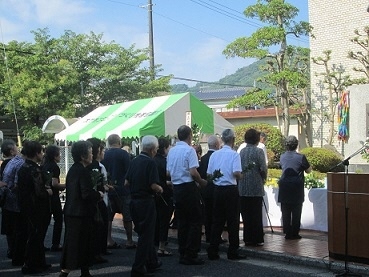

{"left": 90, "top": 168, "right": 103, "bottom": 191}
{"left": 207, "top": 169, "right": 224, "bottom": 182}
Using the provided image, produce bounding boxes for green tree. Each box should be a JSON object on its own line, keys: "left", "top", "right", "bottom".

{"left": 54, "top": 29, "right": 171, "bottom": 115}
{"left": 0, "top": 28, "right": 171, "bottom": 142}
{"left": 348, "top": 26, "right": 369, "bottom": 84}
{"left": 171, "top": 84, "right": 190, "bottom": 93}
{"left": 312, "top": 50, "right": 350, "bottom": 145}
{"left": 223, "top": 0, "right": 312, "bottom": 137}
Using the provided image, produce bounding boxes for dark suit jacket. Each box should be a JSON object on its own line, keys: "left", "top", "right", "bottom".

{"left": 198, "top": 150, "right": 215, "bottom": 199}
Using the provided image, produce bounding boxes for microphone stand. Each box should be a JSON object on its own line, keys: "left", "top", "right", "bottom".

{"left": 330, "top": 144, "right": 367, "bottom": 277}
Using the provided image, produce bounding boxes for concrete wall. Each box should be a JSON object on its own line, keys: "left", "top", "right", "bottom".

{"left": 308, "top": 0, "right": 369, "bottom": 154}
{"left": 344, "top": 84, "right": 369, "bottom": 170}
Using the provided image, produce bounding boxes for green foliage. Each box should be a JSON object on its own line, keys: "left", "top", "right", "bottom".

{"left": 226, "top": 87, "right": 274, "bottom": 109}
{"left": 223, "top": 0, "right": 312, "bottom": 136}
{"left": 300, "top": 147, "right": 343, "bottom": 173}
{"left": 265, "top": 168, "right": 326, "bottom": 189}
{"left": 348, "top": 26, "right": 369, "bottom": 83}
{"left": 0, "top": 28, "right": 170, "bottom": 136}
{"left": 20, "top": 125, "right": 54, "bottom": 145}
{"left": 171, "top": 84, "right": 190, "bottom": 93}
{"left": 191, "top": 123, "right": 203, "bottom": 144}
{"left": 361, "top": 139, "right": 369, "bottom": 163}
{"left": 304, "top": 172, "right": 325, "bottom": 189}
{"left": 235, "top": 123, "right": 284, "bottom": 164}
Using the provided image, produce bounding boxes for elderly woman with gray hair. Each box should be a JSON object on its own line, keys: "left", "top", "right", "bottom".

{"left": 278, "top": 135, "right": 311, "bottom": 240}
{"left": 238, "top": 128, "right": 267, "bottom": 247}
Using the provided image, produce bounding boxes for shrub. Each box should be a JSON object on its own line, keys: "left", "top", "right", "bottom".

{"left": 265, "top": 168, "right": 326, "bottom": 189}
{"left": 235, "top": 123, "right": 284, "bottom": 164}
{"left": 300, "top": 147, "right": 343, "bottom": 173}
{"left": 304, "top": 172, "right": 325, "bottom": 189}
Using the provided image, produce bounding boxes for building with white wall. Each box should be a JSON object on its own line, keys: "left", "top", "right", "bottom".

{"left": 309, "top": 0, "right": 369, "bottom": 159}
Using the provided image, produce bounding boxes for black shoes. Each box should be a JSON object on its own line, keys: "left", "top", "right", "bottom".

{"left": 21, "top": 265, "right": 43, "bottom": 275}
{"left": 207, "top": 253, "right": 220, "bottom": 260}
{"left": 147, "top": 260, "right": 162, "bottom": 273}
{"left": 285, "top": 234, "right": 302, "bottom": 240}
{"left": 93, "top": 255, "right": 108, "bottom": 264}
{"left": 179, "top": 257, "right": 205, "bottom": 265}
{"left": 51, "top": 244, "right": 63, "bottom": 252}
{"left": 227, "top": 253, "right": 247, "bottom": 260}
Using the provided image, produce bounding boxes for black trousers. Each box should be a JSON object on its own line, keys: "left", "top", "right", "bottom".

{"left": 240, "top": 196, "right": 264, "bottom": 244}
{"left": 208, "top": 186, "right": 240, "bottom": 256}
{"left": 50, "top": 194, "right": 63, "bottom": 247}
{"left": 24, "top": 213, "right": 47, "bottom": 269}
{"left": 173, "top": 182, "right": 203, "bottom": 259}
{"left": 203, "top": 196, "right": 214, "bottom": 241}
{"left": 155, "top": 195, "right": 173, "bottom": 243}
{"left": 130, "top": 198, "right": 158, "bottom": 274}
{"left": 281, "top": 203, "right": 303, "bottom": 237}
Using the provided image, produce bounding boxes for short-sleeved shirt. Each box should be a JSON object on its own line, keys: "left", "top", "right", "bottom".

{"left": 154, "top": 153, "right": 172, "bottom": 197}
{"left": 125, "top": 152, "right": 159, "bottom": 199}
{"left": 102, "top": 147, "right": 130, "bottom": 195}
{"left": 167, "top": 141, "right": 199, "bottom": 185}
{"left": 207, "top": 145, "right": 242, "bottom": 186}
{"left": 278, "top": 150, "right": 310, "bottom": 204}
{"left": 0, "top": 159, "right": 11, "bottom": 181}
{"left": 237, "top": 142, "right": 268, "bottom": 165}
{"left": 42, "top": 160, "right": 60, "bottom": 196}
{"left": 2, "top": 155, "right": 24, "bottom": 212}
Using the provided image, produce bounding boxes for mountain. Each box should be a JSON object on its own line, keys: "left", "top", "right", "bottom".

{"left": 170, "top": 59, "right": 271, "bottom": 93}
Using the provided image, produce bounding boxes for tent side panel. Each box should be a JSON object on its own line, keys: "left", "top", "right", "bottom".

{"left": 139, "top": 112, "right": 166, "bottom": 137}
{"left": 190, "top": 94, "right": 214, "bottom": 134}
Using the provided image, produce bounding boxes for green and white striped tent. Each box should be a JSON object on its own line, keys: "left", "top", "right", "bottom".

{"left": 54, "top": 93, "right": 233, "bottom": 141}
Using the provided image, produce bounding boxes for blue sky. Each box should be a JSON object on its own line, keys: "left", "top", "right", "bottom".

{"left": 0, "top": 0, "right": 309, "bottom": 85}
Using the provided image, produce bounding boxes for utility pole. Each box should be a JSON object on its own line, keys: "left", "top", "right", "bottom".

{"left": 148, "top": 0, "right": 155, "bottom": 80}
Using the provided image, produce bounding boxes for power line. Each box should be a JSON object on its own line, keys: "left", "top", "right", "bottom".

{"left": 105, "top": 0, "right": 139, "bottom": 8}
{"left": 158, "top": 75, "right": 247, "bottom": 87}
{"left": 189, "top": 0, "right": 261, "bottom": 28}
{"left": 152, "top": 11, "right": 230, "bottom": 42}
{"left": 189, "top": 0, "right": 309, "bottom": 44}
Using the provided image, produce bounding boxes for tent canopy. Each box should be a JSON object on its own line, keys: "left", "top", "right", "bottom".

{"left": 42, "top": 115, "right": 78, "bottom": 134}
{"left": 54, "top": 93, "right": 233, "bottom": 141}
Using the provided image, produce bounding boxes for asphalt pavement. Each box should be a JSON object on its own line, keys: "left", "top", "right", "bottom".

{"left": 0, "top": 214, "right": 348, "bottom": 277}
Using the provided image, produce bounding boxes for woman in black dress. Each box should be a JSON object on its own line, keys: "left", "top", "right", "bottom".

{"left": 42, "top": 145, "right": 65, "bottom": 251}
{"left": 60, "top": 141, "right": 102, "bottom": 277}
{"left": 154, "top": 138, "right": 173, "bottom": 256}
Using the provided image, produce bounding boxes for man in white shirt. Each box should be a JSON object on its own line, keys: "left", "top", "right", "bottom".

{"left": 167, "top": 125, "right": 207, "bottom": 266}
{"left": 206, "top": 129, "right": 246, "bottom": 261}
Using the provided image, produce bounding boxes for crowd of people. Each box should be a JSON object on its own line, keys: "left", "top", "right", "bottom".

{"left": 0, "top": 125, "right": 311, "bottom": 277}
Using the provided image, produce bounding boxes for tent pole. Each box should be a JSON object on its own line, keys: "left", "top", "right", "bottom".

{"left": 65, "top": 141, "right": 69, "bottom": 178}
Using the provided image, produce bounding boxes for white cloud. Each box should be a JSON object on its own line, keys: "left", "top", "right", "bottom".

{"left": 156, "top": 37, "right": 251, "bottom": 85}
{"left": 2, "top": 0, "right": 92, "bottom": 25}
{"left": 32, "top": 0, "right": 92, "bottom": 26}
